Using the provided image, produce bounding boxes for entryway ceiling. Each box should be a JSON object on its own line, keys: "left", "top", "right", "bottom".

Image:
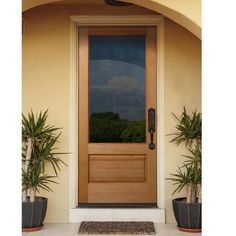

{"left": 22, "top": 0, "right": 201, "bottom": 39}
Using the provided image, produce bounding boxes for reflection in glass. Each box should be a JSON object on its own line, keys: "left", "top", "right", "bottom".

{"left": 89, "top": 36, "right": 146, "bottom": 143}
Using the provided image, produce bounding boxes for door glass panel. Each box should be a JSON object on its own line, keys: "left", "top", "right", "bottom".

{"left": 89, "top": 35, "right": 146, "bottom": 143}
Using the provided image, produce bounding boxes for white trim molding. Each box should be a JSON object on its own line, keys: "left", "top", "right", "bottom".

{"left": 69, "top": 19, "right": 79, "bottom": 209}
{"left": 156, "top": 17, "right": 165, "bottom": 210}
{"left": 70, "top": 208, "right": 165, "bottom": 223}
{"left": 69, "top": 15, "right": 165, "bottom": 220}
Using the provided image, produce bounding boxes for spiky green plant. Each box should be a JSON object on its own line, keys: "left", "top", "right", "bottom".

{"left": 167, "top": 146, "right": 201, "bottom": 203}
{"left": 167, "top": 166, "right": 194, "bottom": 195}
{"left": 167, "top": 108, "right": 201, "bottom": 203}
{"left": 22, "top": 110, "right": 67, "bottom": 202}
{"left": 168, "top": 107, "right": 201, "bottom": 147}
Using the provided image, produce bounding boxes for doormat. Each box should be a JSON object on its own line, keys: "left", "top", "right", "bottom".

{"left": 78, "top": 221, "right": 156, "bottom": 235}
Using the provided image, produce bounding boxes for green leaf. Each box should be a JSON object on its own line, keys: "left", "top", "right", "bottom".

{"left": 167, "top": 107, "right": 201, "bottom": 147}
{"left": 22, "top": 109, "right": 68, "bottom": 195}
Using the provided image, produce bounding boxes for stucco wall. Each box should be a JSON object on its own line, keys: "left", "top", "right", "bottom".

{"left": 164, "top": 18, "right": 201, "bottom": 223}
{"left": 123, "top": 0, "right": 201, "bottom": 38}
{"left": 22, "top": 0, "right": 201, "bottom": 38}
{"left": 22, "top": 5, "right": 201, "bottom": 223}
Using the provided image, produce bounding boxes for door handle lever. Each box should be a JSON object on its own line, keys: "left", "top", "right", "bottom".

{"left": 148, "top": 108, "right": 155, "bottom": 150}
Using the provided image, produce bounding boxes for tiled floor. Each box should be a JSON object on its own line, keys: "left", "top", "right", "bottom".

{"left": 22, "top": 223, "right": 201, "bottom": 236}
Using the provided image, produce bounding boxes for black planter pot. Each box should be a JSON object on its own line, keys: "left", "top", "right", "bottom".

{"left": 22, "top": 197, "right": 48, "bottom": 232}
{"left": 172, "top": 197, "right": 201, "bottom": 232}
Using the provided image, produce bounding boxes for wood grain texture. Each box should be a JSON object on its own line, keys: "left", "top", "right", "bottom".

{"left": 88, "top": 143, "right": 147, "bottom": 155}
{"left": 88, "top": 27, "right": 146, "bottom": 35}
{"left": 89, "top": 155, "right": 146, "bottom": 182}
{"left": 88, "top": 182, "right": 151, "bottom": 203}
{"left": 145, "top": 26, "right": 157, "bottom": 202}
{"left": 78, "top": 26, "right": 157, "bottom": 204}
{"left": 78, "top": 27, "right": 89, "bottom": 203}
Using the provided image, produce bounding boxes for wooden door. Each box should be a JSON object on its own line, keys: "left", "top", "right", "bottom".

{"left": 78, "top": 26, "right": 157, "bottom": 204}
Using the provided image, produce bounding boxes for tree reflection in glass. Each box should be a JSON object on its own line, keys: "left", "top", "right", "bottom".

{"left": 89, "top": 36, "right": 146, "bottom": 143}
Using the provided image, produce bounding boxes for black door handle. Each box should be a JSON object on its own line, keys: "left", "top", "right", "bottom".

{"left": 148, "top": 108, "right": 155, "bottom": 150}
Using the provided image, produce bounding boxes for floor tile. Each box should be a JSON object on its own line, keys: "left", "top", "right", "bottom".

{"left": 22, "top": 223, "right": 201, "bottom": 236}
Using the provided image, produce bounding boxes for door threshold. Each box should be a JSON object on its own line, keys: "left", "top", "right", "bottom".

{"left": 77, "top": 203, "right": 158, "bottom": 208}
{"left": 70, "top": 207, "right": 165, "bottom": 223}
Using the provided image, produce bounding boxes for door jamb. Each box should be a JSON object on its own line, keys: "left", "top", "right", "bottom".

{"left": 69, "top": 15, "right": 165, "bottom": 210}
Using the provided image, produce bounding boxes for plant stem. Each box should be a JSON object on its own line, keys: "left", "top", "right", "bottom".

{"left": 22, "top": 190, "right": 27, "bottom": 202}
{"left": 22, "top": 138, "right": 32, "bottom": 173}
{"left": 187, "top": 184, "right": 197, "bottom": 203}
{"left": 198, "top": 185, "right": 202, "bottom": 203}
{"left": 191, "top": 187, "right": 197, "bottom": 203}
{"left": 22, "top": 138, "right": 33, "bottom": 201}
{"left": 25, "top": 138, "right": 32, "bottom": 169}
{"left": 29, "top": 187, "right": 36, "bottom": 202}
{"left": 186, "top": 184, "right": 192, "bottom": 203}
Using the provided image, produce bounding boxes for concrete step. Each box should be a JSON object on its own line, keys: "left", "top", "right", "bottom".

{"left": 70, "top": 207, "right": 165, "bottom": 223}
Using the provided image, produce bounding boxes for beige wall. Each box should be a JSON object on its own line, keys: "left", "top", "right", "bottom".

{"left": 123, "top": 0, "right": 201, "bottom": 38}
{"left": 22, "top": 6, "right": 71, "bottom": 223}
{"left": 164, "top": 18, "right": 201, "bottom": 222}
{"left": 22, "top": 0, "right": 201, "bottom": 38}
{"left": 22, "top": 5, "right": 201, "bottom": 223}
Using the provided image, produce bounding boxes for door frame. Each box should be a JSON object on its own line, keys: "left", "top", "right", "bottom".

{"left": 69, "top": 15, "right": 165, "bottom": 209}
{"left": 79, "top": 26, "right": 157, "bottom": 204}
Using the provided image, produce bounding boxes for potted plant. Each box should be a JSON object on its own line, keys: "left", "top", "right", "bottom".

{"left": 22, "top": 110, "right": 67, "bottom": 232}
{"left": 167, "top": 107, "right": 201, "bottom": 232}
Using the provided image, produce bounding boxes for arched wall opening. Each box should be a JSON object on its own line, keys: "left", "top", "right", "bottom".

{"left": 22, "top": 0, "right": 201, "bottom": 39}
{"left": 22, "top": 1, "right": 201, "bottom": 223}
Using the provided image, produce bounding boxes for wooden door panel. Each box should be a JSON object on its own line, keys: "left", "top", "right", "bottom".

{"left": 78, "top": 26, "right": 157, "bottom": 204}
{"left": 88, "top": 183, "right": 152, "bottom": 203}
{"left": 89, "top": 155, "right": 146, "bottom": 182}
{"left": 88, "top": 143, "right": 147, "bottom": 155}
